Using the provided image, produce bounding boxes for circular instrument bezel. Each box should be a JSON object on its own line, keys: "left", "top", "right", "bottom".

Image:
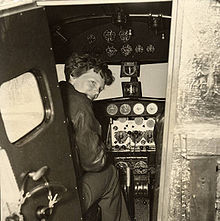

{"left": 146, "top": 103, "right": 158, "bottom": 115}
{"left": 119, "top": 103, "right": 131, "bottom": 115}
{"left": 133, "top": 103, "right": 145, "bottom": 115}
{"left": 115, "top": 161, "right": 129, "bottom": 173}
{"left": 146, "top": 118, "right": 155, "bottom": 128}
{"left": 134, "top": 161, "right": 148, "bottom": 174}
{"left": 106, "top": 103, "right": 118, "bottom": 115}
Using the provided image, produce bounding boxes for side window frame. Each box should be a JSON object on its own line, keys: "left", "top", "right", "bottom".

{"left": 0, "top": 69, "right": 53, "bottom": 145}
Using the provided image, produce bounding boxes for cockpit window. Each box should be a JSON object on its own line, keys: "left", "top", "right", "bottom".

{"left": 0, "top": 72, "right": 45, "bottom": 143}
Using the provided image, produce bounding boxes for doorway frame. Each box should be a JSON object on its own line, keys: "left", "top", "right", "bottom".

{"left": 1, "top": 0, "right": 178, "bottom": 220}
{"left": 36, "top": 0, "right": 178, "bottom": 220}
{"left": 156, "top": 0, "right": 183, "bottom": 220}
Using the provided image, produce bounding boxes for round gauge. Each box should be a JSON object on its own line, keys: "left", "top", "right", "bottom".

{"left": 146, "top": 118, "right": 155, "bottom": 128}
{"left": 133, "top": 103, "right": 145, "bottom": 115}
{"left": 134, "top": 117, "right": 144, "bottom": 125}
{"left": 106, "top": 104, "right": 118, "bottom": 115}
{"left": 134, "top": 161, "right": 148, "bottom": 174}
{"left": 146, "top": 103, "right": 158, "bottom": 115}
{"left": 120, "top": 104, "right": 131, "bottom": 115}
{"left": 115, "top": 161, "right": 128, "bottom": 173}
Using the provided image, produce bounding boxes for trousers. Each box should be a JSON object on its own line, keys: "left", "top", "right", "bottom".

{"left": 81, "top": 165, "right": 131, "bottom": 221}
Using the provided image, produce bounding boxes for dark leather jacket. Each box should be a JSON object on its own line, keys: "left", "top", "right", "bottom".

{"left": 59, "top": 81, "right": 106, "bottom": 173}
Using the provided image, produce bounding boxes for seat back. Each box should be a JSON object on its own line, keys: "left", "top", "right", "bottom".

{"left": 63, "top": 112, "right": 102, "bottom": 221}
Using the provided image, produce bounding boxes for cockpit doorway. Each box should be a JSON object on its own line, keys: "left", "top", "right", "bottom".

{"left": 45, "top": 1, "right": 172, "bottom": 220}
{"left": 0, "top": 1, "right": 175, "bottom": 220}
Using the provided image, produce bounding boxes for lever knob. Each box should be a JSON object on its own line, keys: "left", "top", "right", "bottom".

{"left": 29, "top": 166, "right": 48, "bottom": 181}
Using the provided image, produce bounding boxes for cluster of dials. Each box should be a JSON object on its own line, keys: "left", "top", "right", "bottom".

{"left": 103, "top": 29, "right": 132, "bottom": 43}
{"left": 115, "top": 157, "right": 148, "bottom": 175}
{"left": 87, "top": 29, "right": 156, "bottom": 57}
{"left": 109, "top": 117, "right": 155, "bottom": 152}
{"left": 106, "top": 102, "right": 158, "bottom": 116}
{"left": 114, "top": 129, "right": 154, "bottom": 144}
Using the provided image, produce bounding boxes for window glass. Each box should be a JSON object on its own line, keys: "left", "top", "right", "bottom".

{"left": 0, "top": 72, "right": 45, "bottom": 143}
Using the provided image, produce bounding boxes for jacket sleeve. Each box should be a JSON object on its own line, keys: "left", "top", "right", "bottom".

{"left": 71, "top": 106, "right": 107, "bottom": 172}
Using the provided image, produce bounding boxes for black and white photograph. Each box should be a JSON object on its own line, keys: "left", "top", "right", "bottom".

{"left": 0, "top": 0, "right": 220, "bottom": 220}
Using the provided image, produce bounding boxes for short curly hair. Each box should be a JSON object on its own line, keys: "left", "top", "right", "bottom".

{"left": 64, "top": 53, "right": 114, "bottom": 86}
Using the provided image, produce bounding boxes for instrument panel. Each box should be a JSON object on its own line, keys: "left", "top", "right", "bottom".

{"left": 93, "top": 97, "right": 165, "bottom": 146}
{"left": 93, "top": 97, "right": 165, "bottom": 199}
{"left": 103, "top": 99, "right": 164, "bottom": 117}
{"left": 106, "top": 102, "right": 157, "bottom": 116}
{"left": 69, "top": 20, "right": 170, "bottom": 64}
{"left": 108, "top": 117, "right": 155, "bottom": 152}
